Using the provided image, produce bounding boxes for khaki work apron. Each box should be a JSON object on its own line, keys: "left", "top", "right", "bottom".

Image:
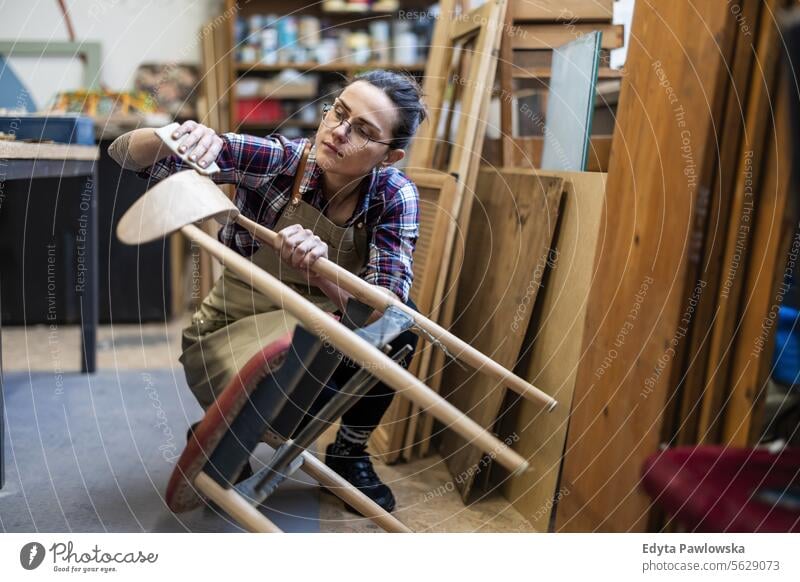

{"left": 179, "top": 144, "right": 370, "bottom": 410}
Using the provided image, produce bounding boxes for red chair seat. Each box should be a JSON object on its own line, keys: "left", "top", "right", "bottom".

{"left": 642, "top": 445, "right": 800, "bottom": 532}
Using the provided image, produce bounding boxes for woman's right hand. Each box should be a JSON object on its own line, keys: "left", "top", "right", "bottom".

{"left": 275, "top": 224, "right": 329, "bottom": 286}
{"left": 170, "top": 120, "right": 224, "bottom": 169}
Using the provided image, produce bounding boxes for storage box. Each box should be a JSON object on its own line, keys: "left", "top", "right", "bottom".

{"left": 0, "top": 114, "right": 95, "bottom": 144}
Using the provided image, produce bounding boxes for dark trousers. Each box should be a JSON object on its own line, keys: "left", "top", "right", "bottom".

{"left": 292, "top": 297, "right": 419, "bottom": 437}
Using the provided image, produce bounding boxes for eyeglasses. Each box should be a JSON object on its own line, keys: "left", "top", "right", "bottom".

{"left": 320, "top": 102, "right": 394, "bottom": 150}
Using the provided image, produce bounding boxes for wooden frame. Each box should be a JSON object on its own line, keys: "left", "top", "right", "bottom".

{"left": 370, "top": 169, "right": 461, "bottom": 462}
{"left": 404, "top": 0, "right": 510, "bottom": 460}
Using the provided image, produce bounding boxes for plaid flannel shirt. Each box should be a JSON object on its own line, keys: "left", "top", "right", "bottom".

{"left": 137, "top": 133, "right": 419, "bottom": 302}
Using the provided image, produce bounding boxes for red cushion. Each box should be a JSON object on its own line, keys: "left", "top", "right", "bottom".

{"left": 165, "top": 331, "right": 294, "bottom": 512}
{"left": 642, "top": 446, "right": 800, "bottom": 532}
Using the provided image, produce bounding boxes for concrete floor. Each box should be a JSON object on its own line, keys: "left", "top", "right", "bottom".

{"left": 1, "top": 317, "right": 535, "bottom": 533}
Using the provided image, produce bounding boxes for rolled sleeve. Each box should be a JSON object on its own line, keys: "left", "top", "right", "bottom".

{"left": 362, "top": 181, "right": 420, "bottom": 303}
{"left": 136, "top": 132, "right": 302, "bottom": 190}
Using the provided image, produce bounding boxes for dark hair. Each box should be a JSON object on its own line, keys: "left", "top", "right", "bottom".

{"left": 347, "top": 69, "right": 428, "bottom": 150}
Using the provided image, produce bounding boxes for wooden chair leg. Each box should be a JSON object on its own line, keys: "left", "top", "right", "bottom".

{"left": 299, "top": 452, "right": 412, "bottom": 533}
{"left": 194, "top": 471, "right": 283, "bottom": 533}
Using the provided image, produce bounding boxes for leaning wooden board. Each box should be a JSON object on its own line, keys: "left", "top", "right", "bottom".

{"left": 666, "top": 0, "right": 763, "bottom": 448}
{"left": 369, "top": 169, "right": 459, "bottom": 463}
{"left": 722, "top": 83, "right": 794, "bottom": 446}
{"left": 497, "top": 170, "right": 607, "bottom": 530}
{"left": 401, "top": 0, "right": 509, "bottom": 461}
{"left": 437, "top": 168, "right": 564, "bottom": 501}
{"left": 696, "top": 0, "right": 785, "bottom": 444}
{"left": 553, "top": 1, "right": 739, "bottom": 532}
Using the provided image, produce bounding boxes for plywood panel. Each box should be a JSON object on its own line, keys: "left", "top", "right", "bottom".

{"left": 437, "top": 169, "right": 564, "bottom": 500}
{"left": 498, "top": 170, "right": 607, "bottom": 530}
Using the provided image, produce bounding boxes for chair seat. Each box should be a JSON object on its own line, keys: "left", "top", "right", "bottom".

{"left": 642, "top": 445, "right": 800, "bottom": 532}
{"left": 166, "top": 330, "right": 294, "bottom": 513}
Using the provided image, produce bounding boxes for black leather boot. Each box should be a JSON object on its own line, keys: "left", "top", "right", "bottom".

{"left": 324, "top": 442, "right": 396, "bottom": 514}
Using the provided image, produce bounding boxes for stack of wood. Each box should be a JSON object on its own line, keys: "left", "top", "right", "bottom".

{"left": 374, "top": 0, "right": 623, "bottom": 465}
{"left": 373, "top": 0, "right": 797, "bottom": 534}
{"left": 503, "top": 0, "right": 794, "bottom": 532}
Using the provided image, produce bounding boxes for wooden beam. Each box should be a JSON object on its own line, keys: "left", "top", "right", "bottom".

{"left": 696, "top": 0, "right": 785, "bottom": 443}
{"left": 722, "top": 83, "right": 794, "bottom": 446}
{"left": 512, "top": 24, "right": 624, "bottom": 50}
{"left": 511, "top": 0, "right": 613, "bottom": 22}
{"left": 553, "top": 1, "right": 738, "bottom": 532}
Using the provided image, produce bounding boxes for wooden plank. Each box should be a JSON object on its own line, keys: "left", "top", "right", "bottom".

{"left": 213, "top": 15, "right": 231, "bottom": 133}
{"left": 201, "top": 20, "right": 219, "bottom": 130}
{"left": 0, "top": 141, "right": 98, "bottom": 160}
{"left": 514, "top": 48, "right": 612, "bottom": 69}
{"left": 722, "top": 83, "right": 793, "bottom": 446}
{"left": 499, "top": 2, "right": 515, "bottom": 167}
{"left": 696, "top": 0, "right": 784, "bottom": 444}
{"left": 553, "top": 1, "right": 738, "bottom": 532}
{"left": 513, "top": 24, "right": 624, "bottom": 50}
{"left": 512, "top": 67, "right": 623, "bottom": 80}
{"left": 369, "top": 169, "right": 460, "bottom": 463}
{"left": 403, "top": 0, "right": 509, "bottom": 460}
{"left": 666, "top": 0, "right": 762, "bottom": 449}
{"left": 483, "top": 135, "right": 612, "bottom": 172}
{"left": 437, "top": 169, "right": 564, "bottom": 500}
{"left": 496, "top": 170, "right": 607, "bottom": 530}
{"left": 227, "top": 0, "right": 239, "bottom": 132}
{"left": 511, "top": 0, "right": 613, "bottom": 22}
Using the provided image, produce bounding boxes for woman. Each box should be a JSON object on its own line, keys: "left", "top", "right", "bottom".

{"left": 108, "top": 70, "right": 426, "bottom": 513}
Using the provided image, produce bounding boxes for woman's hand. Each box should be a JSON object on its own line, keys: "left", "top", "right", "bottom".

{"left": 170, "top": 120, "right": 224, "bottom": 169}
{"left": 275, "top": 224, "right": 328, "bottom": 286}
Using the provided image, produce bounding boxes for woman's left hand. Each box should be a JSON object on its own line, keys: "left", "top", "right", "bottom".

{"left": 275, "top": 224, "right": 328, "bottom": 286}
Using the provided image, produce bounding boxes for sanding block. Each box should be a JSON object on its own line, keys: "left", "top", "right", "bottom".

{"left": 155, "top": 122, "right": 221, "bottom": 175}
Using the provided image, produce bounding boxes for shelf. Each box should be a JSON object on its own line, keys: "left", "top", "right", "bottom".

{"left": 512, "top": 67, "right": 624, "bottom": 80}
{"left": 236, "top": 62, "right": 426, "bottom": 73}
{"left": 322, "top": 1, "right": 399, "bottom": 13}
{"left": 238, "top": 120, "right": 319, "bottom": 130}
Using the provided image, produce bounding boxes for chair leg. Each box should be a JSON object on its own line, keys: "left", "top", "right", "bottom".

{"left": 299, "top": 451, "right": 412, "bottom": 533}
{"left": 194, "top": 471, "right": 283, "bottom": 533}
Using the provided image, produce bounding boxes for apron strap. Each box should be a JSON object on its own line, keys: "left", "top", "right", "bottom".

{"left": 290, "top": 141, "right": 312, "bottom": 206}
